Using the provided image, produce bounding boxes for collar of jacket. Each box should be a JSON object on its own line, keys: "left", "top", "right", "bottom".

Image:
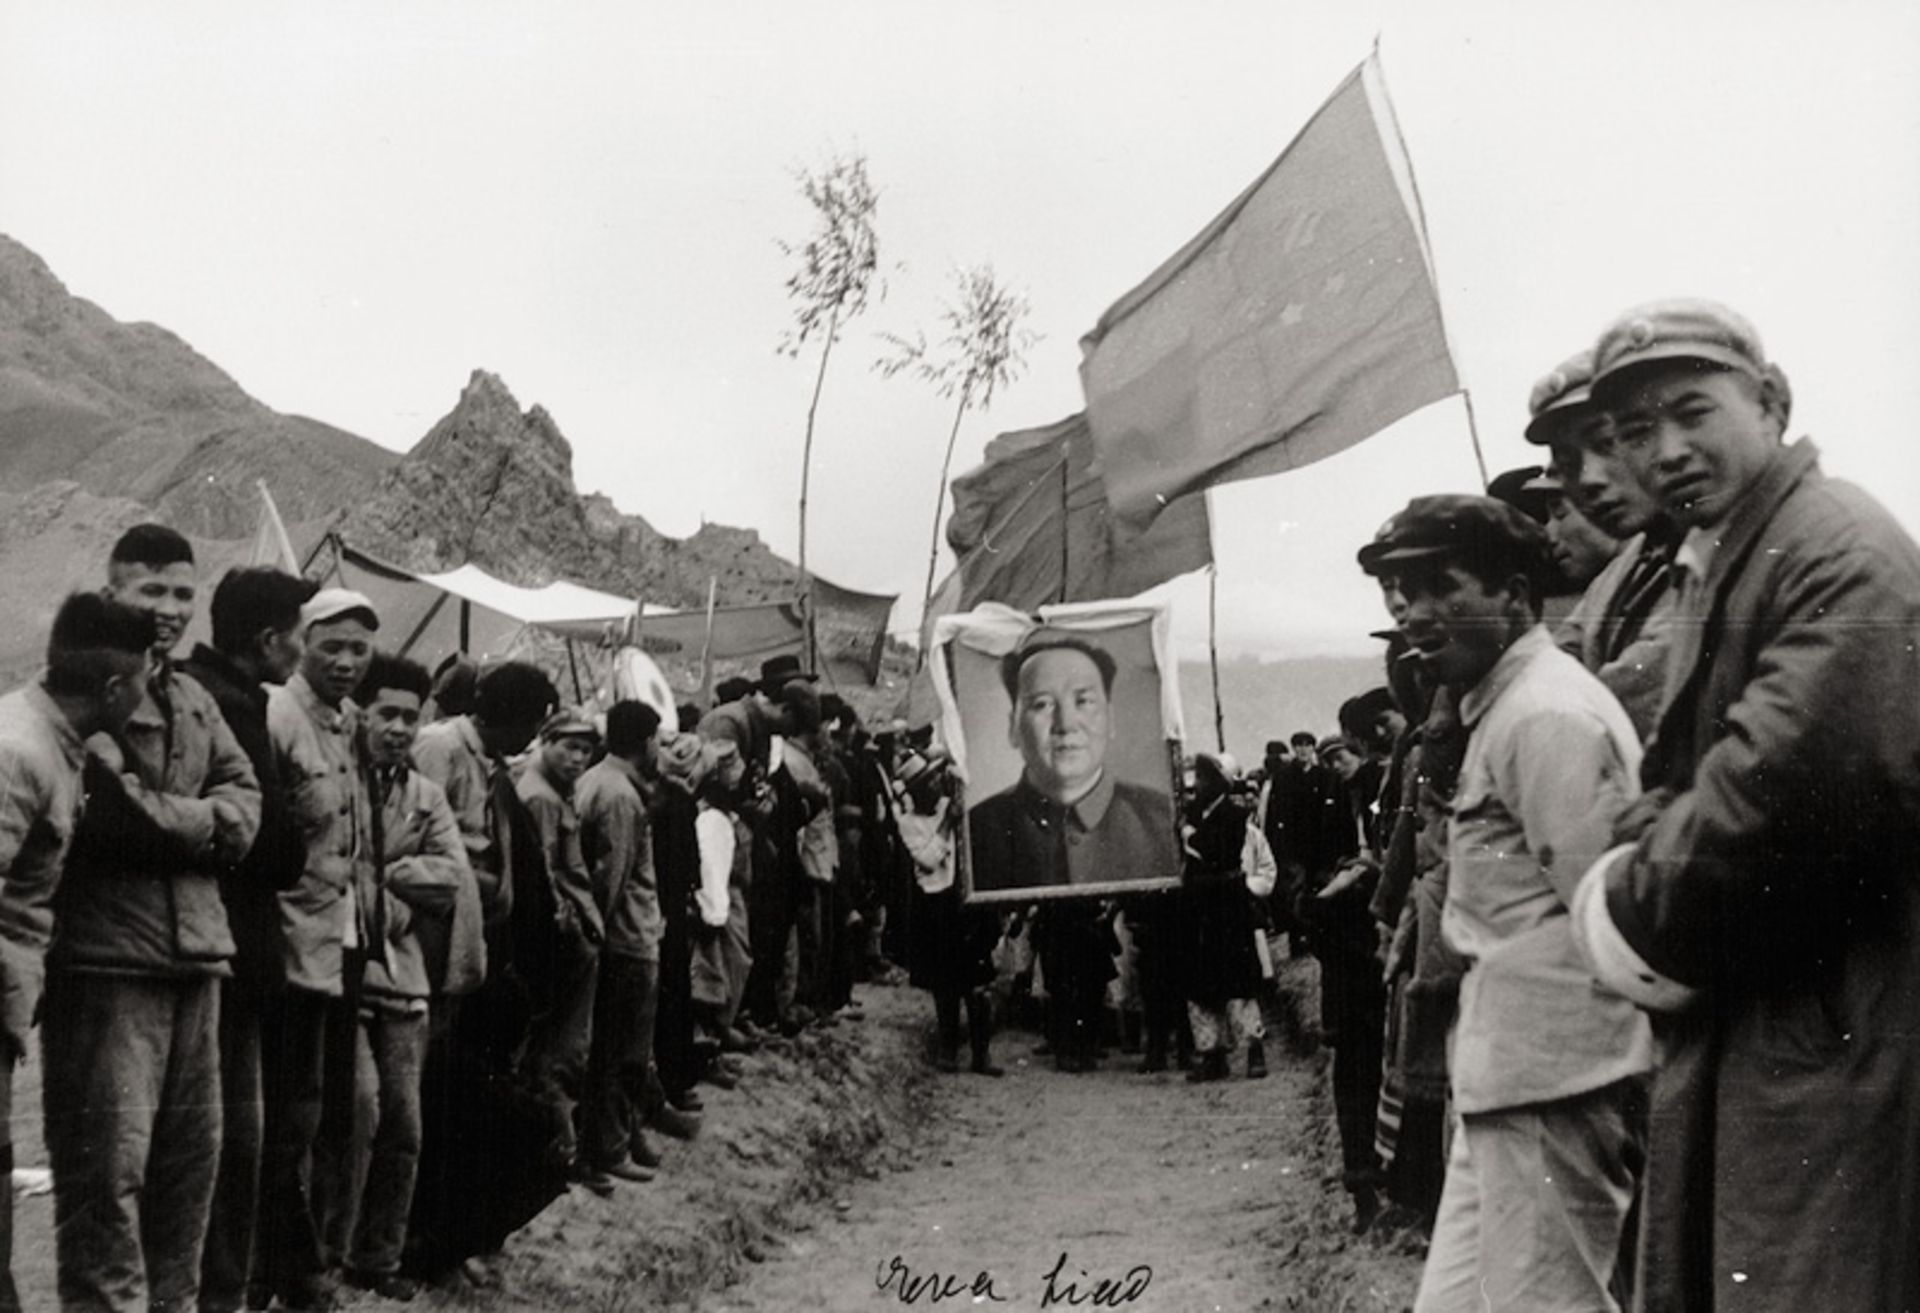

{"left": 25, "top": 681, "right": 88, "bottom": 768}
{"left": 1458, "top": 623, "right": 1557, "bottom": 729}
{"left": 288, "top": 671, "right": 354, "bottom": 733}
{"left": 1012, "top": 769, "right": 1116, "bottom": 830}
{"left": 183, "top": 643, "right": 268, "bottom": 710}
{"left": 1688, "top": 437, "right": 1821, "bottom": 605}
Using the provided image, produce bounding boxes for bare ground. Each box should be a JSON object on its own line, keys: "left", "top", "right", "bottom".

{"left": 8, "top": 961, "right": 1424, "bottom": 1311}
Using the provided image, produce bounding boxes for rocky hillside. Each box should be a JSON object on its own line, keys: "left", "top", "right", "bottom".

{"left": 0, "top": 234, "right": 397, "bottom": 537}
{"left": 0, "top": 231, "right": 829, "bottom": 610}
{"left": 338, "top": 370, "right": 807, "bottom": 611}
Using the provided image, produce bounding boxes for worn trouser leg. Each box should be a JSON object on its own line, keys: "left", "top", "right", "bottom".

{"left": 791, "top": 881, "right": 824, "bottom": 1014}
{"left": 42, "top": 972, "right": 222, "bottom": 1313}
{"left": 349, "top": 1011, "right": 428, "bottom": 1276}
{"left": 623, "top": 957, "right": 665, "bottom": 1119}
{"left": 140, "top": 976, "right": 222, "bottom": 1312}
{"left": 720, "top": 898, "right": 753, "bottom": 1030}
{"left": 932, "top": 988, "right": 963, "bottom": 1058}
{"left": 1186, "top": 1001, "right": 1228, "bottom": 1053}
{"left": 1226, "top": 997, "right": 1265, "bottom": 1047}
{"left": 743, "top": 866, "right": 790, "bottom": 1026}
{"left": 1331, "top": 1022, "right": 1386, "bottom": 1195}
{"left": 0, "top": 1060, "right": 16, "bottom": 1313}
{"left": 316, "top": 1016, "right": 377, "bottom": 1269}
{"left": 654, "top": 916, "right": 698, "bottom": 1098}
{"left": 1415, "top": 1082, "right": 1642, "bottom": 1313}
{"left": 201, "top": 978, "right": 265, "bottom": 1312}
{"left": 583, "top": 954, "right": 642, "bottom": 1169}
{"left": 965, "top": 988, "right": 995, "bottom": 1067}
{"left": 776, "top": 920, "right": 801, "bottom": 1021}
{"left": 255, "top": 986, "right": 332, "bottom": 1300}
{"left": 523, "top": 944, "right": 599, "bottom": 1164}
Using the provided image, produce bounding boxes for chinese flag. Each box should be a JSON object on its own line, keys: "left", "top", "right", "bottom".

{"left": 1080, "top": 53, "right": 1458, "bottom": 533}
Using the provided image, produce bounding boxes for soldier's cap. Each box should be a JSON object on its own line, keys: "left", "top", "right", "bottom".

{"left": 1523, "top": 349, "right": 1598, "bottom": 446}
{"left": 1485, "top": 466, "right": 1554, "bottom": 525}
{"left": 1356, "top": 493, "right": 1552, "bottom": 579}
{"left": 1590, "top": 299, "right": 1766, "bottom": 397}
{"left": 539, "top": 706, "right": 600, "bottom": 742}
{"left": 300, "top": 588, "right": 379, "bottom": 633}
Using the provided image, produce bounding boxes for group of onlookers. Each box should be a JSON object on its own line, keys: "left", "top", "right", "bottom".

{"left": 0, "top": 523, "right": 918, "bottom": 1312}
{"left": 1, "top": 297, "right": 1912, "bottom": 1313}
{"left": 1274, "top": 299, "right": 1919, "bottom": 1313}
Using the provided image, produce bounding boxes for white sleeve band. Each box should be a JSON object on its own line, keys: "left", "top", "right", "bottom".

{"left": 1571, "top": 844, "right": 1702, "bottom": 1014}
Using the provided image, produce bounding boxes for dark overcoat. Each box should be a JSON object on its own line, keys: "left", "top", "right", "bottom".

{"left": 1607, "top": 440, "right": 1920, "bottom": 1312}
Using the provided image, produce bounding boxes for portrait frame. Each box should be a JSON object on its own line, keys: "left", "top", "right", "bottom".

{"left": 929, "top": 599, "right": 1187, "bottom": 904}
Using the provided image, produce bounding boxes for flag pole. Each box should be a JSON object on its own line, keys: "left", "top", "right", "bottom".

{"left": 1059, "top": 455, "right": 1071, "bottom": 605}
{"left": 1366, "top": 39, "right": 1487, "bottom": 491}
{"left": 1460, "top": 389, "right": 1491, "bottom": 491}
{"left": 1208, "top": 561, "right": 1226, "bottom": 754}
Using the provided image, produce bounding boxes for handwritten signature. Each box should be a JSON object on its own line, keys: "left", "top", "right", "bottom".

{"left": 876, "top": 1252, "right": 1153, "bottom": 1307}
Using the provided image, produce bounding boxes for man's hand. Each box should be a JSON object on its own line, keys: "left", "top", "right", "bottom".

{"left": 1611, "top": 787, "right": 1678, "bottom": 848}
{"left": 210, "top": 798, "right": 253, "bottom": 862}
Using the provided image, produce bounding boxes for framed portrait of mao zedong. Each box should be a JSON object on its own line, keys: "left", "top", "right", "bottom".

{"left": 928, "top": 599, "right": 1186, "bottom": 904}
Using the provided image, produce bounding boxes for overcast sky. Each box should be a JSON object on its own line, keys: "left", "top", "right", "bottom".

{"left": 5, "top": 0, "right": 1917, "bottom": 659}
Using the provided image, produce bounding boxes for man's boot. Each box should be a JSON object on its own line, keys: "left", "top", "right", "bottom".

{"left": 1246, "top": 1039, "right": 1268, "bottom": 1079}
{"left": 967, "top": 991, "right": 1004, "bottom": 1077}
{"left": 1186, "top": 1050, "right": 1227, "bottom": 1083}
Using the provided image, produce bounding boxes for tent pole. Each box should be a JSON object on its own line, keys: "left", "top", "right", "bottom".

{"left": 698, "top": 576, "right": 719, "bottom": 708}
{"left": 459, "top": 599, "right": 471, "bottom": 653}
{"left": 397, "top": 590, "right": 450, "bottom": 660}
{"left": 565, "top": 638, "right": 585, "bottom": 704}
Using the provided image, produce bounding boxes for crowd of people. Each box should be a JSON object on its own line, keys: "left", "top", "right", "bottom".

{"left": 1277, "top": 297, "right": 1920, "bottom": 1313}
{"left": 880, "top": 296, "right": 1920, "bottom": 1313}
{"left": 0, "top": 526, "right": 951, "bottom": 1311}
{"left": 0, "top": 296, "right": 1913, "bottom": 1313}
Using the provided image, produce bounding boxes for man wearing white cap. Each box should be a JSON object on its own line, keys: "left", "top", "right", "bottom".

{"left": 1573, "top": 300, "right": 1920, "bottom": 1311}
{"left": 257, "top": 587, "right": 379, "bottom": 1310}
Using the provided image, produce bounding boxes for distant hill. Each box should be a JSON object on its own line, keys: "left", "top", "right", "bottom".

{"left": 0, "top": 233, "right": 856, "bottom": 695}
{"left": 337, "top": 369, "right": 810, "bottom": 611}
{"left": 0, "top": 234, "right": 398, "bottom": 536}
{"left": 0, "top": 233, "right": 1376, "bottom": 726}
{"left": 1177, "top": 652, "right": 1385, "bottom": 764}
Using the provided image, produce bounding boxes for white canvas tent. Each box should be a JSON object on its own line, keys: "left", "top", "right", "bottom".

{"left": 310, "top": 536, "right": 894, "bottom": 699}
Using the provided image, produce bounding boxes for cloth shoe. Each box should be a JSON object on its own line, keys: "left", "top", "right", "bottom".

{"left": 604, "top": 1157, "right": 656, "bottom": 1183}
{"left": 570, "top": 1163, "right": 617, "bottom": 1198}
{"left": 667, "top": 1087, "right": 704, "bottom": 1113}
{"left": 345, "top": 1269, "right": 421, "bottom": 1302}
{"left": 630, "top": 1128, "right": 664, "bottom": 1167}
{"left": 700, "top": 1062, "right": 739, "bottom": 1090}
{"left": 648, "top": 1101, "right": 702, "bottom": 1141}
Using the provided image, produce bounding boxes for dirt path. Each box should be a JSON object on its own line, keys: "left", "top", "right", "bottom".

{"left": 698, "top": 980, "right": 1421, "bottom": 1313}
{"left": 6, "top": 967, "right": 1422, "bottom": 1312}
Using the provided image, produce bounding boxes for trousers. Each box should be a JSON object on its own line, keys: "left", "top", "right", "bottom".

{"left": 316, "top": 1010, "right": 428, "bottom": 1275}
{"left": 41, "top": 972, "right": 222, "bottom": 1313}
{"left": 1414, "top": 1080, "right": 1643, "bottom": 1313}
